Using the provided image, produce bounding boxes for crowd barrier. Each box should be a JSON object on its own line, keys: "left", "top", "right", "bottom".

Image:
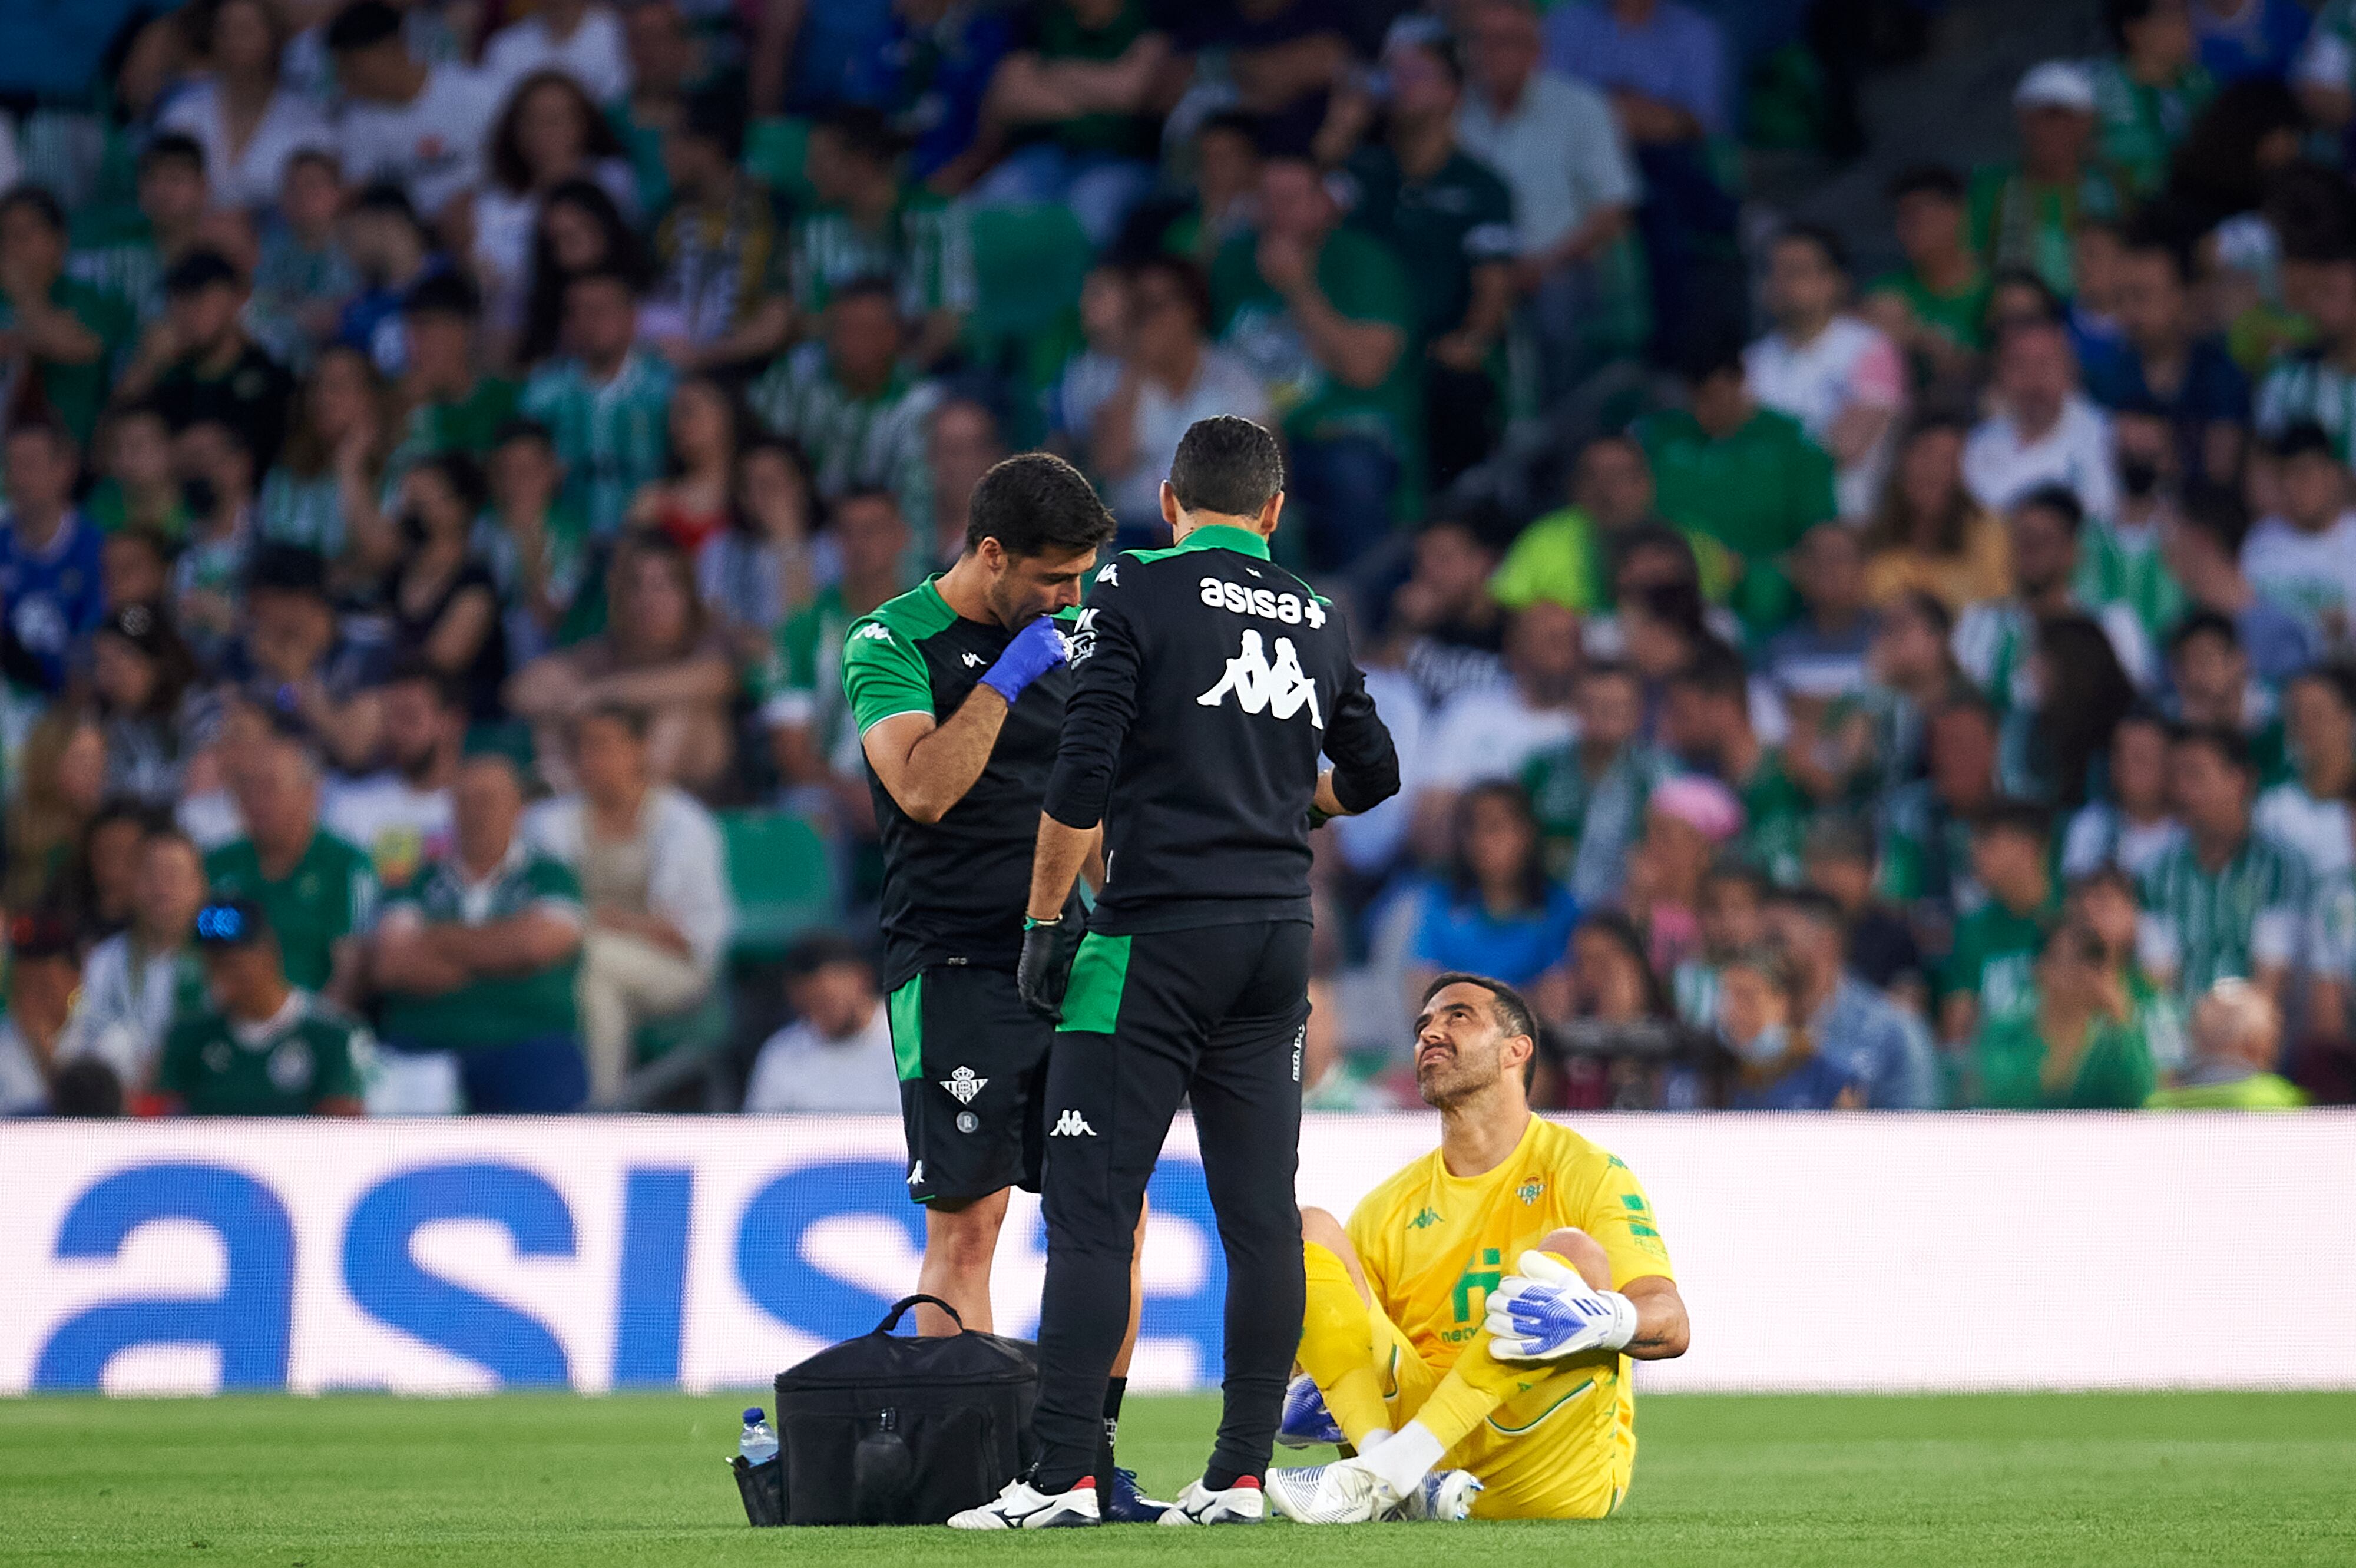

{"left": 4, "top": 1113, "right": 2351, "bottom": 1396}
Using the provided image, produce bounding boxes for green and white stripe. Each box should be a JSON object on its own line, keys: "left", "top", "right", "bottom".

{"left": 518, "top": 352, "right": 676, "bottom": 539}
{"left": 2136, "top": 832, "right": 2309, "bottom": 998}
{"left": 2254, "top": 353, "right": 2356, "bottom": 462}
{"left": 749, "top": 343, "right": 941, "bottom": 525}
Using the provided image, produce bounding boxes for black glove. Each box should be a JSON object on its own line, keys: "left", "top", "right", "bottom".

{"left": 1017, "top": 915, "right": 1083, "bottom": 1021}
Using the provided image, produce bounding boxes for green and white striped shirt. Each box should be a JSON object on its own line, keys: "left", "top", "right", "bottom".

{"left": 747, "top": 343, "right": 940, "bottom": 527}
{"left": 2074, "top": 514, "right": 2185, "bottom": 650}
{"left": 2254, "top": 351, "right": 2356, "bottom": 462}
{"left": 518, "top": 352, "right": 675, "bottom": 539}
{"left": 2136, "top": 831, "right": 2309, "bottom": 1000}
{"left": 257, "top": 469, "right": 347, "bottom": 559}
{"left": 789, "top": 193, "right": 977, "bottom": 319}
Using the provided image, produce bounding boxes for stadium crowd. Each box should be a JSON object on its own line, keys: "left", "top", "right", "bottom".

{"left": 0, "top": 0, "right": 2345, "bottom": 1116}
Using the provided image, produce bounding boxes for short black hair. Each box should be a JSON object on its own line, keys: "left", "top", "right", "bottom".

{"left": 1677, "top": 333, "right": 1748, "bottom": 386}
{"left": 382, "top": 653, "right": 468, "bottom": 713}
{"left": 492, "top": 415, "right": 555, "bottom": 453}
{"left": 1773, "top": 221, "right": 1849, "bottom": 275}
{"left": 351, "top": 180, "right": 423, "bottom": 229}
{"left": 2105, "top": 0, "right": 2165, "bottom": 49}
{"left": 785, "top": 931, "right": 872, "bottom": 984}
{"left": 1667, "top": 644, "right": 1750, "bottom": 706}
{"left": 140, "top": 133, "right": 206, "bottom": 178}
{"left": 1169, "top": 415, "right": 1285, "bottom": 519}
{"left": 1125, "top": 253, "right": 1213, "bottom": 333}
{"left": 418, "top": 451, "right": 489, "bottom": 515}
{"left": 326, "top": 0, "right": 403, "bottom": 53}
{"left": 403, "top": 269, "right": 483, "bottom": 321}
{"left": 813, "top": 104, "right": 902, "bottom": 166}
{"left": 2267, "top": 419, "right": 2337, "bottom": 462}
{"left": 246, "top": 542, "right": 332, "bottom": 600}
{"left": 1419, "top": 971, "right": 1541, "bottom": 1087}
{"left": 2013, "top": 482, "right": 2086, "bottom": 537}
{"left": 163, "top": 249, "right": 240, "bottom": 297}
{"left": 1970, "top": 797, "right": 2053, "bottom": 843}
{"left": 1888, "top": 163, "right": 1965, "bottom": 204}
{"left": 2167, "top": 606, "right": 2242, "bottom": 657}
{"left": 0, "top": 184, "right": 67, "bottom": 236}
{"left": 2170, "top": 720, "right": 2254, "bottom": 776}
{"left": 680, "top": 87, "right": 748, "bottom": 161}
{"left": 2178, "top": 480, "right": 2252, "bottom": 556}
{"left": 1763, "top": 883, "right": 1847, "bottom": 931}
{"left": 966, "top": 452, "right": 1117, "bottom": 559}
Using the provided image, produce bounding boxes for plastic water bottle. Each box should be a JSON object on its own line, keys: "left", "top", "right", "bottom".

{"left": 739, "top": 1407, "right": 779, "bottom": 1467}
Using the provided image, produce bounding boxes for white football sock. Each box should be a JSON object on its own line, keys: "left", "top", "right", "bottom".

{"left": 1358, "top": 1420, "right": 1444, "bottom": 1497}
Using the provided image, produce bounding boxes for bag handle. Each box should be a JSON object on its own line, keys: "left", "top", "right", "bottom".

{"left": 872, "top": 1294, "right": 964, "bottom": 1336}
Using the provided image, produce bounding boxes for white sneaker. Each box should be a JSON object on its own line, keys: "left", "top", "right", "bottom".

{"left": 1263, "top": 1457, "right": 1399, "bottom": 1524}
{"left": 946, "top": 1476, "right": 1101, "bottom": 1529}
{"left": 1156, "top": 1477, "right": 1266, "bottom": 1525}
{"left": 1390, "top": 1468, "right": 1484, "bottom": 1522}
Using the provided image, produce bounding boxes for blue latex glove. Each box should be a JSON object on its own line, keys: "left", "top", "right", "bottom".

{"left": 979, "top": 617, "right": 1068, "bottom": 705}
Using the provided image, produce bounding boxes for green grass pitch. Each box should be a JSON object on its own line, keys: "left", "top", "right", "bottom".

{"left": 4, "top": 1391, "right": 2352, "bottom": 1566}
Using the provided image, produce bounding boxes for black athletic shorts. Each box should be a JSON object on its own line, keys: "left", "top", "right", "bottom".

{"left": 889, "top": 963, "right": 1053, "bottom": 1205}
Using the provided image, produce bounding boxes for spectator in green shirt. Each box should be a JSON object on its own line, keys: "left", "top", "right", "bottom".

{"left": 792, "top": 105, "right": 974, "bottom": 370}
{"left": 85, "top": 402, "right": 192, "bottom": 541}
{"left": 0, "top": 187, "right": 131, "bottom": 446}
{"left": 156, "top": 897, "right": 366, "bottom": 1117}
{"left": 1212, "top": 150, "right": 1417, "bottom": 572}
{"left": 1328, "top": 29, "right": 1517, "bottom": 489}
{"left": 1965, "top": 918, "right": 2159, "bottom": 1109}
{"left": 1968, "top": 62, "right": 2126, "bottom": 297}
{"left": 756, "top": 486, "right": 909, "bottom": 800}
{"left": 1941, "top": 799, "right": 2061, "bottom": 1047}
{"left": 2089, "top": 0, "right": 2215, "bottom": 199}
{"left": 1864, "top": 165, "right": 1991, "bottom": 388}
{"left": 972, "top": 0, "right": 1169, "bottom": 247}
{"left": 384, "top": 272, "right": 520, "bottom": 495}
{"left": 1659, "top": 647, "right": 1815, "bottom": 888}
{"left": 369, "top": 752, "right": 590, "bottom": 1114}
{"left": 519, "top": 270, "right": 677, "bottom": 539}
{"left": 203, "top": 735, "right": 379, "bottom": 1005}
{"left": 1637, "top": 342, "right": 1837, "bottom": 636}
{"left": 2146, "top": 977, "right": 2311, "bottom": 1109}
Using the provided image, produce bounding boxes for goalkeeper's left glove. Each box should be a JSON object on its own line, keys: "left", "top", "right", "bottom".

{"left": 1482, "top": 1250, "right": 1639, "bottom": 1361}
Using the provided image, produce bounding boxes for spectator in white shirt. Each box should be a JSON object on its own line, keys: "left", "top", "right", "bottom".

{"left": 482, "top": 0, "right": 633, "bottom": 106}
{"left": 1081, "top": 255, "right": 1273, "bottom": 536}
{"left": 2241, "top": 421, "right": 2356, "bottom": 651}
{"left": 1963, "top": 315, "right": 2120, "bottom": 522}
{"left": 325, "top": 660, "right": 464, "bottom": 894}
{"left": 742, "top": 935, "right": 899, "bottom": 1114}
{"left": 328, "top": 1, "right": 501, "bottom": 227}
{"left": 1746, "top": 225, "right": 1906, "bottom": 520}
{"left": 1455, "top": 0, "right": 1639, "bottom": 403}
{"left": 1411, "top": 599, "right": 1583, "bottom": 858}
{"left": 158, "top": 0, "right": 335, "bottom": 214}
{"left": 523, "top": 706, "right": 733, "bottom": 1106}
{"left": 55, "top": 827, "right": 209, "bottom": 1095}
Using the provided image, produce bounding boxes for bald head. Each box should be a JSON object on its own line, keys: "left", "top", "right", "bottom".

{"left": 2192, "top": 980, "right": 2280, "bottom": 1073}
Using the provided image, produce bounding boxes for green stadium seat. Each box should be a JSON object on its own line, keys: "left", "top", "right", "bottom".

{"left": 719, "top": 808, "right": 838, "bottom": 961}
{"left": 964, "top": 204, "right": 1091, "bottom": 424}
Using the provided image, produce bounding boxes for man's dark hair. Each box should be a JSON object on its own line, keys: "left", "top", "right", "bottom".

{"left": 830, "top": 273, "right": 901, "bottom": 313}
{"left": 382, "top": 654, "right": 468, "bottom": 714}
{"left": 246, "top": 542, "right": 332, "bottom": 600}
{"left": 1763, "top": 883, "right": 1847, "bottom": 931}
{"left": 784, "top": 931, "right": 872, "bottom": 985}
{"left": 326, "top": 0, "right": 403, "bottom": 53}
{"left": 2013, "top": 482, "right": 2086, "bottom": 537}
{"left": 1775, "top": 221, "right": 1849, "bottom": 276}
{"left": 492, "top": 415, "right": 556, "bottom": 453}
{"left": 49, "top": 1056, "right": 124, "bottom": 1118}
{"left": 967, "top": 452, "right": 1117, "bottom": 558}
{"left": 352, "top": 180, "right": 424, "bottom": 229}
{"left": 2166, "top": 606, "right": 2242, "bottom": 658}
{"left": 680, "top": 87, "right": 748, "bottom": 161}
{"left": 577, "top": 700, "right": 650, "bottom": 742}
{"left": 1169, "top": 415, "right": 1285, "bottom": 518}
{"left": 403, "top": 269, "right": 483, "bottom": 321}
{"left": 1667, "top": 643, "right": 1750, "bottom": 707}
{"left": 2170, "top": 720, "right": 2254, "bottom": 776}
{"left": 163, "top": 248, "right": 240, "bottom": 297}
{"left": 5, "top": 412, "right": 75, "bottom": 454}
{"left": 1126, "top": 253, "right": 1213, "bottom": 333}
{"left": 2104, "top": 0, "right": 2165, "bottom": 49}
{"left": 1199, "top": 109, "right": 1264, "bottom": 147}
{"left": 814, "top": 104, "right": 903, "bottom": 166}
{"left": 0, "top": 184, "right": 67, "bottom": 236}
{"left": 1931, "top": 692, "right": 2003, "bottom": 742}
{"left": 1888, "top": 163, "right": 1965, "bottom": 204}
{"left": 2288, "top": 660, "right": 2356, "bottom": 717}
{"left": 1970, "top": 796, "right": 2053, "bottom": 843}
{"left": 1420, "top": 971, "right": 1541, "bottom": 1087}
{"left": 1677, "top": 333, "right": 1748, "bottom": 386}
{"left": 2178, "top": 479, "right": 2252, "bottom": 557}
{"left": 418, "top": 451, "right": 489, "bottom": 516}
{"left": 2267, "top": 419, "right": 2336, "bottom": 463}
{"left": 2120, "top": 213, "right": 2196, "bottom": 283}
{"left": 140, "top": 133, "right": 206, "bottom": 178}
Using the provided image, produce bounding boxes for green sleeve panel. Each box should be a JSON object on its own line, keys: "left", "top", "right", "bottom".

{"left": 842, "top": 583, "right": 955, "bottom": 733}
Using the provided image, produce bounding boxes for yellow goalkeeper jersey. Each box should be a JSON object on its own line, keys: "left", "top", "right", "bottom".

{"left": 1346, "top": 1115, "right": 1676, "bottom": 1511}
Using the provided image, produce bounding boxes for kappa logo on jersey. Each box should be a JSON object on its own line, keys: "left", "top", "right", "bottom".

{"left": 1096, "top": 561, "right": 1120, "bottom": 587}
{"left": 853, "top": 622, "right": 893, "bottom": 643}
{"left": 1197, "top": 629, "right": 1324, "bottom": 729}
{"left": 941, "top": 1066, "right": 988, "bottom": 1103}
{"left": 1063, "top": 607, "right": 1100, "bottom": 664}
{"left": 1198, "top": 575, "right": 1326, "bottom": 627}
{"left": 1048, "top": 1109, "right": 1096, "bottom": 1136}
{"left": 907, "top": 1161, "right": 925, "bottom": 1187}
{"left": 962, "top": 651, "right": 985, "bottom": 669}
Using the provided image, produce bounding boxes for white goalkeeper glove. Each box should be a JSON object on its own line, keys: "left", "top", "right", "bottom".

{"left": 1482, "top": 1249, "right": 1639, "bottom": 1361}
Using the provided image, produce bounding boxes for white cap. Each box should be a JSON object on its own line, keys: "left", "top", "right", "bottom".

{"left": 2014, "top": 60, "right": 2096, "bottom": 113}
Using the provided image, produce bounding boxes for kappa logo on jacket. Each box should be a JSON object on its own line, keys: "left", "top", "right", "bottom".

{"left": 1048, "top": 1109, "right": 1096, "bottom": 1136}
{"left": 1197, "top": 629, "right": 1324, "bottom": 729}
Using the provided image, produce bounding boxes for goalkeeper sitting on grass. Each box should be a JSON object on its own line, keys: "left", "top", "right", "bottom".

{"left": 1268, "top": 973, "right": 1691, "bottom": 1524}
